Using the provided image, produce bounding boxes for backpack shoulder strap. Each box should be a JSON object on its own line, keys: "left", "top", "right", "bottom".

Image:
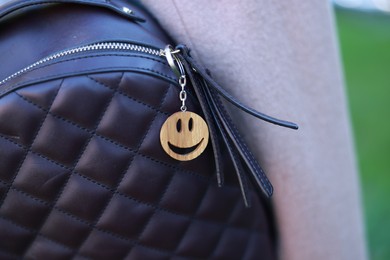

{"left": 0, "top": 0, "right": 145, "bottom": 22}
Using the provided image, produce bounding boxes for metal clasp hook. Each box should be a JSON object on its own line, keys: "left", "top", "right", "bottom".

{"left": 161, "top": 45, "right": 185, "bottom": 79}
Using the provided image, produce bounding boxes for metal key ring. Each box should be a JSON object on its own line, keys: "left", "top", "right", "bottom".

{"left": 164, "top": 45, "right": 185, "bottom": 78}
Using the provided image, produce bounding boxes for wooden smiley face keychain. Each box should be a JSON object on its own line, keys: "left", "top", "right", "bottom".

{"left": 160, "top": 46, "right": 209, "bottom": 161}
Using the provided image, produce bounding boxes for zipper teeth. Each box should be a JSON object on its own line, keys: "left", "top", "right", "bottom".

{"left": 0, "top": 42, "right": 162, "bottom": 86}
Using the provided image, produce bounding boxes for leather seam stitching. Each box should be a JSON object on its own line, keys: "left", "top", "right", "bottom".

{"left": 0, "top": 111, "right": 246, "bottom": 195}
{"left": 0, "top": 134, "right": 264, "bottom": 256}
{"left": 0, "top": 84, "right": 266, "bottom": 256}
{"left": 123, "top": 167, "right": 177, "bottom": 258}
{"left": 21, "top": 73, "right": 123, "bottom": 257}
{"left": 208, "top": 195, "right": 250, "bottom": 259}
{"left": 213, "top": 93, "right": 273, "bottom": 194}
{"left": 69, "top": 72, "right": 133, "bottom": 256}
{"left": 1, "top": 79, "right": 262, "bottom": 258}
{"left": 13, "top": 90, "right": 212, "bottom": 184}
{"left": 0, "top": 79, "right": 63, "bottom": 219}
{"left": 170, "top": 181, "right": 213, "bottom": 257}
{"left": 120, "top": 84, "right": 174, "bottom": 258}
{"left": 2, "top": 174, "right": 263, "bottom": 236}
{"left": 0, "top": 53, "right": 174, "bottom": 96}
{"left": 73, "top": 75, "right": 171, "bottom": 258}
{"left": 87, "top": 74, "right": 170, "bottom": 115}
{"left": 0, "top": 214, "right": 75, "bottom": 252}
{"left": 0, "top": 80, "right": 63, "bottom": 256}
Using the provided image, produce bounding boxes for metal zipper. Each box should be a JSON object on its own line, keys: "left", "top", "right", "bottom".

{"left": 0, "top": 42, "right": 163, "bottom": 86}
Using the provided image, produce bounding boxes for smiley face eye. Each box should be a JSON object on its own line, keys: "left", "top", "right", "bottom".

{"left": 189, "top": 117, "right": 193, "bottom": 132}
{"left": 176, "top": 119, "right": 182, "bottom": 132}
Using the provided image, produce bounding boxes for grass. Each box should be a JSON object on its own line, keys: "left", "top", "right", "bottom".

{"left": 335, "top": 8, "right": 390, "bottom": 260}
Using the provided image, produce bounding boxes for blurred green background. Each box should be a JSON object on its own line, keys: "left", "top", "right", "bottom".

{"left": 334, "top": 7, "right": 390, "bottom": 260}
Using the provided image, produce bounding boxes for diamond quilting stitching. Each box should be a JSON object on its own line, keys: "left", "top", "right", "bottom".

{"left": 21, "top": 73, "right": 124, "bottom": 257}
{"left": 206, "top": 196, "right": 245, "bottom": 259}
{"left": 122, "top": 168, "right": 178, "bottom": 258}
{"left": 0, "top": 172, "right": 261, "bottom": 258}
{"left": 0, "top": 79, "right": 63, "bottom": 211}
{"left": 0, "top": 133, "right": 261, "bottom": 235}
{"left": 0, "top": 72, "right": 181, "bottom": 256}
{"left": 72, "top": 75, "right": 171, "bottom": 258}
{"left": 87, "top": 75, "right": 170, "bottom": 116}
{"left": 27, "top": 236, "right": 74, "bottom": 259}
{"left": 50, "top": 76, "right": 115, "bottom": 129}
{"left": 167, "top": 181, "right": 213, "bottom": 258}
{"left": 171, "top": 178, "right": 251, "bottom": 259}
{"left": 2, "top": 91, "right": 212, "bottom": 187}
{"left": 0, "top": 72, "right": 267, "bottom": 259}
{"left": 7, "top": 88, "right": 250, "bottom": 197}
{"left": 0, "top": 214, "right": 75, "bottom": 252}
{"left": 0, "top": 131, "right": 262, "bottom": 258}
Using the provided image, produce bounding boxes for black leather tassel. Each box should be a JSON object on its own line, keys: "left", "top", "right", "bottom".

{"left": 187, "top": 69, "right": 251, "bottom": 206}
{"left": 183, "top": 63, "right": 225, "bottom": 187}
{"left": 176, "top": 45, "right": 298, "bottom": 206}
{"left": 201, "top": 82, "right": 252, "bottom": 207}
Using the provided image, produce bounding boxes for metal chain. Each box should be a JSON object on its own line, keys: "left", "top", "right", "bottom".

{"left": 162, "top": 45, "right": 187, "bottom": 112}
{"left": 179, "top": 75, "right": 187, "bottom": 112}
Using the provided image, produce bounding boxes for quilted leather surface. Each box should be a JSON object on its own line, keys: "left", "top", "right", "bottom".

{"left": 0, "top": 71, "right": 275, "bottom": 259}
{"left": 0, "top": 1, "right": 276, "bottom": 259}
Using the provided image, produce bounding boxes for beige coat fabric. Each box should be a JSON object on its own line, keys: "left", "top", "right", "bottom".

{"left": 141, "top": 1, "right": 368, "bottom": 259}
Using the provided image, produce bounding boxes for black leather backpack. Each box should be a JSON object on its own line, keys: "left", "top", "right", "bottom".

{"left": 0, "top": 0, "right": 299, "bottom": 258}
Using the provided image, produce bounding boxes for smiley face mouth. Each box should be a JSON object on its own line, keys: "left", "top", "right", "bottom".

{"left": 168, "top": 138, "right": 204, "bottom": 155}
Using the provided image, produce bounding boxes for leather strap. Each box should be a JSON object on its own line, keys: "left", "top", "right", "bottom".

{"left": 0, "top": 51, "right": 176, "bottom": 97}
{"left": 178, "top": 49, "right": 275, "bottom": 202}
{"left": 183, "top": 60, "right": 224, "bottom": 188}
{"left": 177, "top": 45, "right": 299, "bottom": 130}
{"left": 175, "top": 45, "right": 299, "bottom": 203}
{"left": 0, "top": 0, "right": 145, "bottom": 22}
{"left": 206, "top": 83, "right": 273, "bottom": 199}
{"left": 200, "top": 78, "right": 253, "bottom": 206}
